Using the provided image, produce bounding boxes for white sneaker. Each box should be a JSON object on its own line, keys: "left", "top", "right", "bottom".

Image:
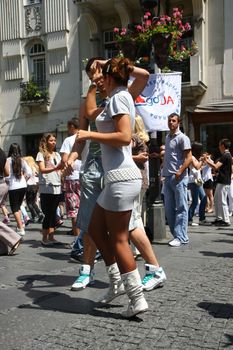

{"left": 16, "top": 227, "right": 25, "bottom": 236}
{"left": 189, "top": 222, "right": 199, "bottom": 226}
{"left": 168, "top": 238, "right": 181, "bottom": 247}
{"left": 122, "top": 297, "right": 148, "bottom": 318}
{"left": 99, "top": 280, "right": 125, "bottom": 303}
{"left": 142, "top": 265, "right": 167, "bottom": 291}
{"left": 71, "top": 265, "right": 94, "bottom": 291}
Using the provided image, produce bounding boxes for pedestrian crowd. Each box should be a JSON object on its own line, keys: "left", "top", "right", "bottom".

{"left": 0, "top": 57, "right": 232, "bottom": 318}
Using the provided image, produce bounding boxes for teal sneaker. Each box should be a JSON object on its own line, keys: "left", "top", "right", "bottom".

{"left": 142, "top": 264, "right": 166, "bottom": 291}
{"left": 71, "top": 264, "right": 94, "bottom": 291}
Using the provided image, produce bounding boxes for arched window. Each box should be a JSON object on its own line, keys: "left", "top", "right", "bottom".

{"left": 29, "top": 43, "right": 46, "bottom": 88}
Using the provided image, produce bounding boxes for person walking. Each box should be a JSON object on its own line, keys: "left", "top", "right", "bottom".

{"left": 60, "top": 118, "right": 81, "bottom": 236}
{"left": 202, "top": 152, "right": 214, "bottom": 213}
{"left": 24, "top": 156, "right": 44, "bottom": 223}
{"left": 204, "top": 138, "right": 232, "bottom": 226}
{"left": 6, "top": 143, "right": 32, "bottom": 236}
{"left": 0, "top": 147, "right": 21, "bottom": 255}
{"left": 36, "top": 133, "right": 62, "bottom": 245}
{"left": 188, "top": 142, "right": 207, "bottom": 226}
{"left": 74, "top": 57, "right": 149, "bottom": 317}
{"left": 163, "top": 113, "right": 192, "bottom": 247}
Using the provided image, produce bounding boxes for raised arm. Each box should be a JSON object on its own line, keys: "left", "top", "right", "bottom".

{"left": 128, "top": 66, "right": 150, "bottom": 100}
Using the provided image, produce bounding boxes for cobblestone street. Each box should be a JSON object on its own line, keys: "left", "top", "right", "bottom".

{"left": 0, "top": 215, "right": 232, "bottom": 349}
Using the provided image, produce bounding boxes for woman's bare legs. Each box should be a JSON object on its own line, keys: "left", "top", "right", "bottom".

{"left": 129, "top": 227, "right": 159, "bottom": 267}
{"left": 89, "top": 203, "right": 136, "bottom": 273}
{"left": 205, "top": 188, "right": 214, "bottom": 212}
{"left": 14, "top": 210, "right": 24, "bottom": 229}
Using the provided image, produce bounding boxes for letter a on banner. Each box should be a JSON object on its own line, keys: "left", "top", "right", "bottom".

{"left": 134, "top": 72, "right": 182, "bottom": 132}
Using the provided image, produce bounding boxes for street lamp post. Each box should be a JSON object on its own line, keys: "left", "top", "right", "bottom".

{"left": 147, "top": 132, "right": 167, "bottom": 241}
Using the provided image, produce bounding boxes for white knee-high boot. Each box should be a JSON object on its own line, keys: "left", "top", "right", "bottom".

{"left": 99, "top": 262, "right": 125, "bottom": 303}
{"left": 121, "top": 268, "right": 148, "bottom": 318}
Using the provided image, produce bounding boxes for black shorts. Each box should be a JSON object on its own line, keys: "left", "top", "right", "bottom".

{"left": 203, "top": 179, "right": 213, "bottom": 190}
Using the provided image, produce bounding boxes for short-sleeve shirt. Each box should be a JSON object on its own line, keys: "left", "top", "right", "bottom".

{"left": 163, "top": 130, "right": 191, "bottom": 177}
{"left": 7, "top": 158, "right": 32, "bottom": 190}
{"left": 36, "top": 152, "right": 61, "bottom": 194}
{"left": 216, "top": 151, "right": 232, "bottom": 185}
{"left": 60, "top": 134, "right": 81, "bottom": 181}
{"left": 95, "top": 86, "right": 137, "bottom": 174}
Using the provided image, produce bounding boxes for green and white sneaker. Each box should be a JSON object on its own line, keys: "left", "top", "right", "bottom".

{"left": 71, "top": 264, "right": 94, "bottom": 291}
{"left": 142, "top": 264, "right": 166, "bottom": 291}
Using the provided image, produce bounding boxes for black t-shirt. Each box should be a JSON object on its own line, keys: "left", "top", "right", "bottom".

{"left": 216, "top": 151, "right": 232, "bottom": 185}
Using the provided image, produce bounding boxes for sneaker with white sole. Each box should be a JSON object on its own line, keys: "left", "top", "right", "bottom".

{"left": 188, "top": 221, "right": 199, "bottom": 226}
{"left": 122, "top": 297, "right": 148, "bottom": 318}
{"left": 71, "top": 264, "right": 94, "bottom": 291}
{"left": 168, "top": 238, "right": 182, "bottom": 247}
{"left": 16, "top": 227, "right": 25, "bottom": 236}
{"left": 99, "top": 263, "right": 125, "bottom": 303}
{"left": 142, "top": 265, "right": 166, "bottom": 291}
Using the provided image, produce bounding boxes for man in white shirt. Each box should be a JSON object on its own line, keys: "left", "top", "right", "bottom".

{"left": 60, "top": 118, "right": 81, "bottom": 236}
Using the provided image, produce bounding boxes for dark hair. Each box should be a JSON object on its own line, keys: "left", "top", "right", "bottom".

{"left": 191, "top": 141, "right": 203, "bottom": 159}
{"left": 85, "top": 57, "right": 105, "bottom": 74}
{"left": 8, "top": 143, "right": 22, "bottom": 179}
{"left": 219, "top": 138, "right": 231, "bottom": 149}
{"left": 102, "top": 58, "right": 134, "bottom": 86}
{"left": 67, "top": 118, "right": 79, "bottom": 129}
{"left": 168, "top": 113, "right": 181, "bottom": 123}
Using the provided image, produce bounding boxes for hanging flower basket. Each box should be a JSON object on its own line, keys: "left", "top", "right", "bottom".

{"left": 151, "top": 32, "right": 172, "bottom": 69}
{"left": 119, "top": 39, "right": 139, "bottom": 61}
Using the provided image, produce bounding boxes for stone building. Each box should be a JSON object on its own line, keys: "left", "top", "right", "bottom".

{"left": 0, "top": 0, "right": 232, "bottom": 157}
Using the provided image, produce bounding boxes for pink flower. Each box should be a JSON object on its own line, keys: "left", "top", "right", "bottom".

{"left": 184, "top": 22, "right": 191, "bottom": 31}
{"left": 136, "top": 25, "right": 142, "bottom": 31}
{"left": 145, "top": 19, "right": 152, "bottom": 26}
{"left": 113, "top": 27, "right": 119, "bottom": 33}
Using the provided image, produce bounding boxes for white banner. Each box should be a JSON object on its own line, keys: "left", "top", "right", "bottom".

{"left": 134, "top": 72, "right": 182, "bottom": 132}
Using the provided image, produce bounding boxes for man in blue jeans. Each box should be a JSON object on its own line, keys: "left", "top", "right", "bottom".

{"left": 163, "top": 113, "right": 192, "bottom": 247}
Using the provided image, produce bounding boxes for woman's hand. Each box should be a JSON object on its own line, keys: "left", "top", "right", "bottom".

{"left": 133, "top": 152, "right": 149, "bottom": 163}
{"left": 63, "top": 159, "right": 75, "bottom": 176}
{"left": 76, "top": 129, "right": 91, "bottom": 141}
{"left": 90, "top": 59, "right": 107, "bottom": 73}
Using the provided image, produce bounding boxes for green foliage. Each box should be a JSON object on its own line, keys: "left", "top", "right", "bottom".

{"left": 20, "top": 80, "right": 49, "bottom": 102}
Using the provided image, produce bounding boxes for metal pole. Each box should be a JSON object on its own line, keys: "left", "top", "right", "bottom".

{"left": 146, "top": 132, "right": 168, "bottom": 242}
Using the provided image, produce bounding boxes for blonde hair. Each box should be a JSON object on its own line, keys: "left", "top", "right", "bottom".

{"left": 134, "top": 115, "right": 149, "bottom": 143}
{"left": 39, "top": 133, "right": 56, "bottom": 160}
{"left": 24, "top": 156, "right": 39, "bottom": 172}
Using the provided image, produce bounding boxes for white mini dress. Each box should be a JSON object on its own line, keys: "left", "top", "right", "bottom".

{"left": 95, "top": 86, "right": 142, "bottom": 212}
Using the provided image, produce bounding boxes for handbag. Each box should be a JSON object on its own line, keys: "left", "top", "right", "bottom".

{"left": 194, "top": 178, "right": 204, "bottom": 187}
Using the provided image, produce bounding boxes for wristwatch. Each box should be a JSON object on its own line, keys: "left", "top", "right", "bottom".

{"left": 89, "top": 82, "right": 97, "bottom": 88}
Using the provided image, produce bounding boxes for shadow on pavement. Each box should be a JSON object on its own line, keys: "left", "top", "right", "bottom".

{"left": 38, "top": 251, "right": 70, "bottom": 260}
{"left": 17, "top": 273, "right": 108, "bottom": 289}
{"left": 16, "top": 274, "right": 145, "bottom": 321}
{"left": 199, "top": 251, "right": 233, "bottom": 258}
{"left": 197, "top": 302, "right": 233, "bottom": 322}
{"left": 212, "top": 239, "right": 233, "bottom": 244}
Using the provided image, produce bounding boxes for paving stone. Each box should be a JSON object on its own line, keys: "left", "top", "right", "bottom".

{"left": 0, "top": 217, "right": 233, "bottom": 349}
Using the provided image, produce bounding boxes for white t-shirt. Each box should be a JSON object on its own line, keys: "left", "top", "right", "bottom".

{"left": 7, "top": 158, "right": 32, "bottom": 190}
{"left": 60, "top": 134, "right": 81, "bottom": 181}
{"left": 202, "top": 163, "right": 213, "bottom": 182}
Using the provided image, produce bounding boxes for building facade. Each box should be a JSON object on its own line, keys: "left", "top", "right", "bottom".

{"left": 0, "top": 0, "right": 233, "bottom": 157}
